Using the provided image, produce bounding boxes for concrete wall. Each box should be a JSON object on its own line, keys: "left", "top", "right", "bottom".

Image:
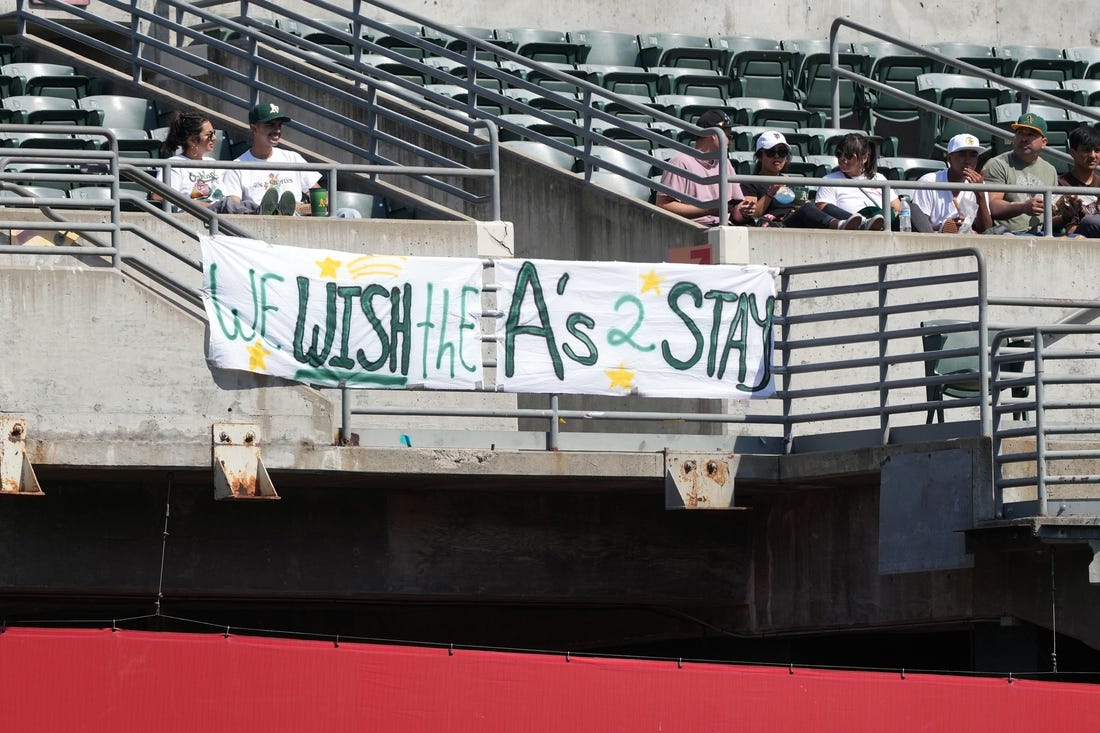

{"left": 9, "top": 0, "right": 1098, "bottom": 49}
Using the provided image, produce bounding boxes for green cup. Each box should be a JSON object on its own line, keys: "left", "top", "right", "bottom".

{"left": 309, "top": 188, "right": 329, "bottom": 217}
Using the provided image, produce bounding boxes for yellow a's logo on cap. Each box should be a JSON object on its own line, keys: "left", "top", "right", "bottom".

{"left": 1024, "top": 114, "right": 1035, "bottom": 125}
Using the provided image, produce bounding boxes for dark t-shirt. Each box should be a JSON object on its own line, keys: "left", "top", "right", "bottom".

{"left": 742, "top": 180, "right": 797, "bottom": 220}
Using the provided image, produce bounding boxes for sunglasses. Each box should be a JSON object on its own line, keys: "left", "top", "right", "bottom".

{"left": 763, "top": 147, "right": 790, "bottom": 158}
{"left": 199, "top": 131, "right": 217, "bottom": 141}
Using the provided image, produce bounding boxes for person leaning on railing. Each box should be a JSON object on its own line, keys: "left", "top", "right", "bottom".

{"left": 739, "top": 131, "right": 863, "bottom": 230}
{"left": 222, "top": 101, "right": 322, "bottom": 216}
{"left": 1056, "top": 124, "right": 1100, "bottom": 238}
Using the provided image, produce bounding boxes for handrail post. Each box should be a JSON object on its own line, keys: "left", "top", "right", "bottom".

{"left": 829, "top": 25, "right": 841, "bottom": 128}
{"left": 548, "top": 393, "right": 560, "bottom": 451}
{"left": 1033, "top": 327, "right": 1048, "bottom": 516}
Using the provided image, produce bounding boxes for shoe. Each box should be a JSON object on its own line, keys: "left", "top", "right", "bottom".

{"left": 860, "top": 214, "right": 885, "bottom": 231}
{"left": 259, "top": 188, "right": 279, "bottom": 215}
{"left": 838, "top": 214, "right": 863, "bottom": 230}
{"left": 277, "top": 191, "right": 297, "bottom": 216}
{"left": 940, "top": 218, "right": 960, "bottom": 234}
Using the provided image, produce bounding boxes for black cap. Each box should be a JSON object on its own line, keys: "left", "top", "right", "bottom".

{"left": 696, "top": 109, "right": 733, "bottom": 131}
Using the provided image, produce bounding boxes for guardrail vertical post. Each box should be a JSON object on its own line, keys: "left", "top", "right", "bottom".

{"left": 339, "top": 384, "right": 351, "bottom": 445}
{"left": 548, "top": 393, "right": 560, "bottom": 451}
{"left": 877, "top": 262, "right": 890, "bottom": 445}
{"left": 1034, "top": 326, "right": 1048, "bottom": 516}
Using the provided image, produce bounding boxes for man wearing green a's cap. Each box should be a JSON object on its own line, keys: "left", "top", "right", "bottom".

{"left": 981, "top": 112, "right": 1068, "bottom": 235}
{"left": 222, "top": 101, "right": 322, "bottom": 215}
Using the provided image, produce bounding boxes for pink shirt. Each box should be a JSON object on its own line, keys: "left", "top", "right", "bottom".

{"left": 659, "top": 153, "right": 742, "bottom": 225}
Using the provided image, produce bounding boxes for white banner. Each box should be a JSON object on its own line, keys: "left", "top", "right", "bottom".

{"left": 200, "top": 235, "right": 485, "bottom": 389}
{"left": 494, "top": 259, "right": 777, "bottom": 398}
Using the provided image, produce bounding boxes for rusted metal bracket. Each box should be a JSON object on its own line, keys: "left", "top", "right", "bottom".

{"left": 0, "top": 417, "right": 44, "bottom": 496}
{"left": 665, "top": 451, "right": 738, "bottom": 509}
{"left": 212, "top": 423, "right": 279, "bottom": 500}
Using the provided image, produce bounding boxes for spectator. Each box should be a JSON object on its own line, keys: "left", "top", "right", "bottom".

{"left": 740, "top": 131, "right": 862, "bottom": 230}
{"left": 223, "top": 101, "right": 322, "bottom": 215}
{"left": 910, "top": 133, "right": 992, "bottom": 234}
{"left": 157, "top": 109, "right": 230, "bottom": 207}
{"left": 656, "top": 109, "right": 744, "bottom": 225}
{"left": 813, "top": 133, "right": 898, "bottom": 231}
{"left": 1056, "top": 125, "right": 1100, "bottom": 238}
{"left": 981, "top": 113, "right": 1068, "bottom": 235}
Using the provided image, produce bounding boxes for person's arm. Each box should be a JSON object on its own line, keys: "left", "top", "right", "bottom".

{"left": 987, "top": 190, "right": 1043, "bottom": 221}
{"left": 656, "top": 194, "right": 722, "bottom": 219}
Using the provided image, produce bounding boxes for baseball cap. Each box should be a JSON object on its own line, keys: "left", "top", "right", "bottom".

{"left": 249, "top": 101, "right": 292, "bottom": 124}
{"left": 756, "top": 130, "right": 789, "bottom": 151}
{"left": 696, "top": 109, "right": 733, "bottom": 132}
{"left": 1010, "top": 112, "right": 1047, "bottom": 137}
{"left": 946, "top": 133, "right": 986, "bottom": 155}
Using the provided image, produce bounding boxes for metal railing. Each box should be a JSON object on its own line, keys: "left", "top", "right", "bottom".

{"left": 13, "top": 2, "right": 1099, "bottom": 231}
{"left": 991, "top": 324, "right": 1100, "bottom": 519}
{"left": 15, "top": 0, "right": 504, "bottom": 220}
{"left": 336, "top": 248, "right": 993, "bottom": 451}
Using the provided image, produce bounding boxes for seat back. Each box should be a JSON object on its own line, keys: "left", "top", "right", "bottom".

{"left": 997, "top": 44, "right": 1076, "bottom": 81}
{"left": 929, "top": 43, "right": 1005, "bottom": 75}
{"left": 78, "top": 94, "right": 158, "bottom": 129}
{"left": 639, "top": 33, "right": 723, "bottom": 71}
{"left": 568, "top": 30, "right": 641, "bottom": 67}
{"left": 916, "top": 74, "right": 1009, "bottom": 153}
{"left": 1065, "top": 47, "right": 1100, "bottom": 80}
{"left": 331, "top": 190, "right": 387, "bottom": 218}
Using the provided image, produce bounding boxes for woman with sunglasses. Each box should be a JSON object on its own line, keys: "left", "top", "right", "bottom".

{"left": 740, "top": 131, "right": 863, "bottom": 230}
{"left": 158, "top": 108, "right": 226, "bottom": 206}
{"left": 813, "top": 132, "right": 899, "bottom": 231}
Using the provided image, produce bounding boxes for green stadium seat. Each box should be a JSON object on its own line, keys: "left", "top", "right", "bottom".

{"left": 726, "top": 97, "right": 820, "bottom": 130}
{"left": 331, "top": 190, "right": 387, "bottom": 218}
{"left": 2, "top": 95, "right": 95, "bottom": 125}
{"left": 567, "top": 30, "right": 641, "bottom": 67}
{"left": 916, "top": 73, "right": 1010, "bottom": 153}
{"left": 495, "top": 28, "right": 588, "bottom": 65}
{"left": 652, "top": 67, "right": 734, "bottom": 98}
{"left": 1063, "top": 79, "right": 1100, "bottom": 107}
{"left": 501, "top": 140, "right": 578, "bottom": 171}
{"left": 878, "top": 156, "right": 946, "bottom": 181}
{"left": 639, "top": 33, "right": 724, "bottom": 71}
{"left": 996, "top": 44, "right": 1076, "bottom": 82}
{"left": 859, "top": 42, "right": 937, "bottom": 126}
{"left": 717, "top": 36, "right": 794, "bottom": 101}
{"left": 930, "top": 42, "right": 1006, "bottom": 75}
{"left": 78, "top": 94, "right": 159, "bottom": 129}
{"left": 1065, "top": 47, "right": 1100, "bottom": 80}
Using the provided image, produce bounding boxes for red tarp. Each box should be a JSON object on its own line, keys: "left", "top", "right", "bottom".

{"left": 1, "top": 626, "right": 1097, "bottom": 731}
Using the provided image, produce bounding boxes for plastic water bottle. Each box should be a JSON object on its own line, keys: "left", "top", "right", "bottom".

{"left": 898, "top": 197, "right": 911, "bottom": 232}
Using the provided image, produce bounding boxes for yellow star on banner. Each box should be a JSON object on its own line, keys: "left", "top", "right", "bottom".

{"left": 605, "top": 363, "right": 636, "bottom": 391}
{"left": 316, "top": 257, "right": 342, "bottom": 278}
{"left": 639, "top": 269, "right": 664, "bottom": 295}
{"left": 247, "top": 340, "right": 270, "bottom": 371}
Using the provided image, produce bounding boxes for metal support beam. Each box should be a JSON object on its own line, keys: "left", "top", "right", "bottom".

{"left": 212, "top": 423, "right": 279, "bottom": 500}
{"left": 664, "top": 451, "right": 739, "bottom": 509}
{"left": 0, "top": 417, "right": 44, "bottom": 496}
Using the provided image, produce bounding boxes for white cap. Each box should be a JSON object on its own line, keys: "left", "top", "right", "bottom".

{"left": 946, "top": 133, "right": 986, "bottom": 155}
{"left": 755, "top": 130, "right": 788, "bottom": 151}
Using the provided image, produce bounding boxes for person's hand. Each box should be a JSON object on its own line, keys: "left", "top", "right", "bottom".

{"left": 1024, "top": 196, "right": 1045, "bottom": 216}
{"left": 960, "top": 168, "right": 983, "bottom": 185}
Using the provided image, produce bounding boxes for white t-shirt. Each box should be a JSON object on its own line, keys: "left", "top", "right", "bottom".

{"left": 814, "top": 171, "right": 897, "bottom": 215}
{"left": 911, "top": 169, "right": 987, "bottom": 230}
{"left": 223, "top": 148, "right": 321, "bottom": 206}
{"left": 163, "top": 154, "right": 226, "bottom": 203}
